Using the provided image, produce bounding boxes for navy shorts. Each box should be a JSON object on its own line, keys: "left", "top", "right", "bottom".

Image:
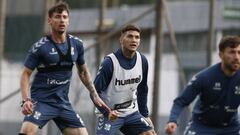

{"left": 184, "top": 120, "right": 240, "bottom": 135}
{"left": 23, "top": 101, "right": 85, "bottom": 132}
{"left": 96, "top": 111, "right": 152, "bottom": 135}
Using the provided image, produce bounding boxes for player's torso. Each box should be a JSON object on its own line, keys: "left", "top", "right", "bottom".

{"left": 30, "top": 35, "right": 83, "bottom": 103}
{"left": 103, "top": 52, "right": 143, "bottom": 116}
{"left": 200, "top": 71, "right": 240, "bottom": 111}
{"left": 194, "top": 68, "right": 240, "bottom": 126}
{"left": 37, "top": 37, "right": 79, "bottom": 66}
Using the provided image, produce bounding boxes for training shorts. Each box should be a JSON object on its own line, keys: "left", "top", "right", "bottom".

{"left": 23, "top": 101, "right": 85, "bottom": 132}
{"left": 96, "top": 111, "right": 152, "bottom": 135}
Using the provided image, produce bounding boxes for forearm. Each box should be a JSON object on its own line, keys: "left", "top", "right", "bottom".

{"left": 21, "top": 77, "right": 30, "bottom": 100}
{"left": 78, "top": 64, "right": 97, "bottom": 95}
{"left": 168, "top": 100, "right": 186, "bottom": 123}
{"left": 169, "top": 83, "right": 200, "bottom": 123}
{"left": 137, "top": 86, "right": 149, "bottom": 117}
{"left": 20, "top": 67, "right": 32, "bottom": 100}
{"left": 77, "top": 64, "right": 112, "bottom": 113}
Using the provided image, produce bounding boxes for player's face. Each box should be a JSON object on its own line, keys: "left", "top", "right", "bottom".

{"left": 48, "top": 10, "right": 69, "bottom": 35}
{"left": 120, "top": 30, "right": 140, "bottom": 53}
{"left": 220, "top": 45, "right": 240, "bottom": 72}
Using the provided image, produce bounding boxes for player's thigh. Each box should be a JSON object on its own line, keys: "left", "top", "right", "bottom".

{"left": 184, "top": 121, "right": 217, "bottom": 135}
{"left": 20, "top": 102, "right": 58, "bottom": 130}
{"left": 96, "top": 114, "right": 124, "bottom": 135}
{"left": 120, "top": 112, "right": 153, "bottom": 135}
{"left": 20, "top": 121, "right": 39, "bottom": 135}
{"left": 219, "top": 125, "right": 240, "bottom": 135}
{"left": 139, "top": 129, "right": 156, "bottom": 135}
{"left": 54, "top": 107, "right": 86, "bottom": 132}
{"left": 63, "top": 127, "right": 88, "bottom": 135}
{"left": 219, "top": 131, "right": 240, "bottom": 135}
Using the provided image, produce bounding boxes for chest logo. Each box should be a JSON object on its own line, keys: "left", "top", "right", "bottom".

{"left": 213, "top": 82, "right": 221, "bottom": 91}
{"left": 49, "top": 48, "right": 57, "bottom": 55}
{"left": 234, "top": 86, "right": 240, "bottom": 95}
{"left": 115, "top": 75, "right": 141, "bottom": 86}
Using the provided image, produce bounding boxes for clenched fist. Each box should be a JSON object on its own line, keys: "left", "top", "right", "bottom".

{"left": 108, "top": 110, "right": 119, "bottom": 121}
{"left": 165, "top": 122, "right": 177, "bottom": 135}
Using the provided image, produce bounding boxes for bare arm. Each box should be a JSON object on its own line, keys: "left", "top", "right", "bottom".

{"left": 20, "top": 67, "right": 32, "bottom": 101}
{"left": 76, "top": 64, "right": 97, "bottom": 95}
{"left": 20, "top": 67, "right": 34, "bottom": 115}
{"left": 76, "top": 64, "right": 111, "bottom": 112}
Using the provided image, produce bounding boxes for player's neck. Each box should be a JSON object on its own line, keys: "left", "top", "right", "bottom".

{"left": 51, "top": 31, "right": 66, "bottom": 43}
{"left": 122, "top": 49, "right": 136, "bottom": 59}
{"left": 221, "top": 64, "right": 236, "bottom": 77}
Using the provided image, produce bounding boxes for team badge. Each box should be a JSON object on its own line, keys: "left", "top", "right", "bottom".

{"left": 187, "top": 130, "right": 196, "bottom": 135}
{"left": 49, "top": 48, "right": 57, "bottom": 55}
{"left": 104, "top": 124, "right": 111, "bottom": 131}
{"left": 33, "top": 111, "right": 41, "bottom": 120}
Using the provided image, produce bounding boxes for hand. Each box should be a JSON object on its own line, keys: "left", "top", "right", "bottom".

{"left": 165, "top": 122, "right": 177, "bottom": 135}
{"left": 108, "top": 110, "right": 119, "bottom": 121}
{"left": 144, "top": 117, "right": 154, "bottom": 128}
{"left": 21, "top": 100, "right": 34, "bottom": 115}
{"left": 144, "top": 117, "right": 157, "bottom": 135}
{"left": 90, "top": 92, "right": 111, "bottom": 113}
{"left": 90, "top": 92, "right": 119, "bottom": 121}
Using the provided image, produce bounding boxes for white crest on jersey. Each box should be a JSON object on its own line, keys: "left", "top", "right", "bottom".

{"left": 49, "top": 48, "right": 57, "bottom": 55}
{"left": 234, "top": 86, "right": 240, "bottom": 95}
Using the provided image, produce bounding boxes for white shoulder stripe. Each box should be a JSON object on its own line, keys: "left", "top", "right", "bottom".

{"left": 69, "top": 34, "right": 83, "bottom": 42}
{"left": 31, "top": 37, "right": 49, "bottom": 53}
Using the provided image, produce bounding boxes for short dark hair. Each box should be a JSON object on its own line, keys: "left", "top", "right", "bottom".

{"left": 121, "top": 24, "right": 141, "bottom": 34}
{"left": 219, "top": 35, "right": 240, "bottom": 52}
{"left": 48, "top": 2, "right": 69, "bottom": 18}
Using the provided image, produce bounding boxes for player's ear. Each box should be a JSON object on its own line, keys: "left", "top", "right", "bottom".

{"left": 219, "top": 51, "right": 223, "bottom": 59}
{"left": 48, "top": 17, "right": 51, "bottom": 25}
{"left": 119, "top": 34, "right": 123, "bottom": 44}
{"left": 66, "top": 18, "right": 69, "bottom": 26}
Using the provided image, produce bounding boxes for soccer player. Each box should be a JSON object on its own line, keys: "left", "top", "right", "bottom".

{"left": 19, "top": 2, "right": 110, "bottom": 135}
{"left": 165, "top": 35, "right": 240, "bottom": 135}
{"left": 94, "top": 24, "right": 156, "bottom": 135}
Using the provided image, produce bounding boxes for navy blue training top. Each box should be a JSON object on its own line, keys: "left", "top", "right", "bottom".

{"left": 94, "top": 49, "right": 149, "bottom": 117}
{"left": 169, "top": 63, "right": 240, "bottom": 127}
{"left": 24, "top": 34, "right": 85, "bottom": 108}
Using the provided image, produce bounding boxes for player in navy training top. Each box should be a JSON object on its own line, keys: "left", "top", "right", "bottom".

{"left": 94, "top": 24, "right": 156, "bottom": 135}
{"left": 19, "top": 2, "right": 110, "bottom": 135}
{"left": 165, "top": 35, "right": 240, "bottom": 135}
